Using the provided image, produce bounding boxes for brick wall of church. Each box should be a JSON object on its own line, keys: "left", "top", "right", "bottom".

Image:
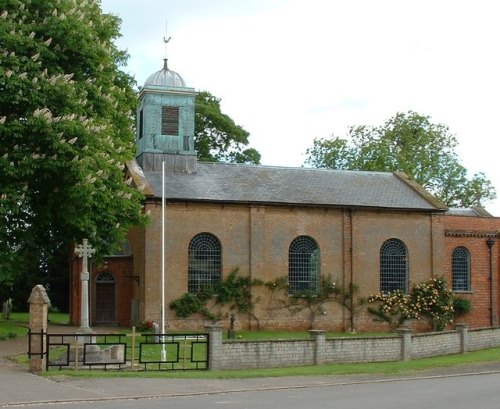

{"left": 69, "top": 256, "right": 134, "bottom": 327}
{"left": 133, "top": 201, "right": 444, "bottom": 332}
{"left": 443, "top": 215, "right": 500, "bottom": 328}
{"left": 71, "top": 206, "right": 500, "bottom": 332}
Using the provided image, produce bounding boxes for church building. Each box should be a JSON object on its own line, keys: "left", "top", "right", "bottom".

{"left": 70, "top": 58, "right": 500, "bottom": 332}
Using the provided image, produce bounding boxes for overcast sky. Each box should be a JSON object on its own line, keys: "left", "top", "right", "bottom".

{"left": 100, "top": 0, "right": 500, "bottom": 215}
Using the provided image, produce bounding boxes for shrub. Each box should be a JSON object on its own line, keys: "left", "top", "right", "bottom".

{"left": 453, "top": 298, "right": 471, "bottom": 317}
{"left": 170, "top": 293, "right": 207, "bottom": 319}
{"left": 368, "top": 290, "right": 417, "bottom": 329}
{"left": 136, "top": 320, "right": 154, "bottom": 332}
{"left": 170, "top": 269, "right": 260, "bottom": 324}
{"left": 368, "top": 277, "right": 455, "bottom": 331}
{"left": 411, "top": 278, "right": 454, "bottom": 331}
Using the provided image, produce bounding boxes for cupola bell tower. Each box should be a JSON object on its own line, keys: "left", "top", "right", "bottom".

{"left": 136, "top": 57, "right": 197, "bottom": 173}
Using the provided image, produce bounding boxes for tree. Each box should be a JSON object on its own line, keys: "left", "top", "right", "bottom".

{"left": 305, "top": 111, "right": 496, "bottom": 207}
{"left": 0, "top": 0, "right": 146, "bottom": 293}
{"left": 195, "top": 91, "right": 261, "bottom": 164}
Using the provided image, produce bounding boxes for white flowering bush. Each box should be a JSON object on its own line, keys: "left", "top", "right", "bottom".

{"left": 410, "top": 278, "right": 454, "bottom": 331}
{"left": 369, "top": 277, "right": 455, "bottom": 331}
{"left": 368, "top": 290, "right": 418, "bottom": 329}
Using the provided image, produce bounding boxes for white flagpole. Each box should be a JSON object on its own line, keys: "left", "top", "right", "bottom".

{"left": 161, "top": 160, "right": 166, "bottom": 361}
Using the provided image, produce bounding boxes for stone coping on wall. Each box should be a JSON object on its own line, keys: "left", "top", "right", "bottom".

{"left": 205, "top": 325, "right": 500, "bottom": 370}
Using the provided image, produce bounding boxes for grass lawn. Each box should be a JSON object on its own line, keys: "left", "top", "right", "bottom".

{"left": 0, "top": 311, "right": 69, "bottom": 340}
{"left": 44, "top": 346, "right": 500, "bottom": 379}
{"left": 4, "top": 316, "right": 500, "bottom": 380}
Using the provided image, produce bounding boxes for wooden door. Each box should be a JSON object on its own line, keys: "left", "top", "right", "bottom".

{"left": 95, "top": 272, "right": 116, "bottom": 324}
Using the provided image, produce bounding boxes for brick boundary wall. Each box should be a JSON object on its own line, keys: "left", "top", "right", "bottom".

{"left": 205, "top": 324, "right": 500, "bottom": 370}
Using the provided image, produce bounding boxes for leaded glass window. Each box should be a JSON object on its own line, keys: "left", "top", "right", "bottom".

{"left": 96, "top": 271, "right": 115, "bottom": 283}
{"left": 289, "top": 236, "right": 320, "bottom": 295}
{"left": 188, "top": 233, "right": 221, "bottom": 293}
{"left": 380, "top": 238, "right": 408, "bottom": 293}
{"left": 452, "top": 246, "right": 470, "bottom": 292}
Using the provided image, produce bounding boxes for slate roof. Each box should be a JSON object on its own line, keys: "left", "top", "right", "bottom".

{"left": 446, "top": 207, "right": 493, "bottom": 217}
{"left": 130, "top": 160, "right": 447, "bottom": 212}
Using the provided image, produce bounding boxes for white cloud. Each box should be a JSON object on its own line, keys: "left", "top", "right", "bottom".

{"left": 102, "top": 0, "right": 500, "bottom": 214}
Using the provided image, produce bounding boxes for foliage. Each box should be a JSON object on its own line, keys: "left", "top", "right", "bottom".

{"left": 136, "top": 320, "right": 154, "bottom": 333}
{"left": 195, "top": 91, "right": 261, "bottom": 164}
{"left": 261, "top": 276, "right": 290, "bottom": 326}
{"left": 170, "top": 269, "right": 262, "bottom": 324}
{"left": 288, "top": 275, "right": 339, "bottom": 330}
{"left": 368, "top": 277, "right": 455, "bottom": 331}
{"left": 214, "top": 269, "right": 262, "bottom": 314}
{"left": 0, "top": 0, "right": 147, "bottom": 287}
{"left": 169, "top": 292, "right": 214, "bottom": 321}
{"left": 305, "top": 111, "right": 496, "bottom": 207}
{"left": 330, "top": 283, "right": 367, "bottom": 333}
{"left": 410, "top": 278, "right": 455, "bottom": 331}
{"left": 0, "top": 331, "right": 17, "bottom": 341}
{"left": 276, "top": 276, "right": 366, "bottom": 331}
{"left": 453, "top": 297, "right": 471, "bottom": 317}
{"left": 368, "top": 290, "right": 416, "bottom": 329}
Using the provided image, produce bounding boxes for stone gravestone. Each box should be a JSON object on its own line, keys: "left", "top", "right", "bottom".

{"left": 152, "top": 321, "right": 161, "bottom": 343}
{"left": 2, "top": 298, "right": 12, "bottom": 320}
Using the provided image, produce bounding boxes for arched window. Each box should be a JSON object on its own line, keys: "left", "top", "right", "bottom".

{"left": 452, "top": 247, "right": 470, "bottom": 292}
{"left": 96, "top": 271, "right": 116, "bottom": 283}
{"left": 380, "top": 239, "right": 408, "bottom": 293}
{"left": 188, "top": 233, "right": 221, "bottom": 293}
{"left": 289, "top": 236, "right": 320, "bottom": 295}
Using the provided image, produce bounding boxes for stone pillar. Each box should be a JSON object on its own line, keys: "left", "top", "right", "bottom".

{"left": 396, "top": 327, "right": 412, "bottom": 361}
{"left": 205, "top": 324, "right": 223, "bottom": 370}
{"left": 28, "top": 285, "right": 51, "bottom": 373}
{"left": 455, "top": 323, "right": 469, "bottom": 353}
{"left": 309, "top": 330, "right": 327, "bottom": 365}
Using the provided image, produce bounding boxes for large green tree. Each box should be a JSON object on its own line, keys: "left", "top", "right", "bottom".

{"left": 0, "top": 0, "right": 146, "bottom": 296}
{"left": 195, "top": 91, "right": 261, "bottom": 164}
{"left": 305, "top": 111, "right": 496, "bottom": 207}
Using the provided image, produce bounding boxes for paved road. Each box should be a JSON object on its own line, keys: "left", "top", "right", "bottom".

{"left": 2, "top": 329, "right": 500, "bottom": 408}
{"left": 3, "top": 372, "right": 500, "bottom": 409}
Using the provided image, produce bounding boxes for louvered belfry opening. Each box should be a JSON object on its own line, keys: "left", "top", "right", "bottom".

{"left": 162, "top": 106, "right": 179, "bottom": 135}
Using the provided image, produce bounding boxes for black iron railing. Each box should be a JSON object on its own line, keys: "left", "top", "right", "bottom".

{"left": 28, "top": 330, "right": 209, "bottom": 371}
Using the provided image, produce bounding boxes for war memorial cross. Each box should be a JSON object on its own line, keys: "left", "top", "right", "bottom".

{"left": 75, "top": 239, "right": 95, "bottom": 332}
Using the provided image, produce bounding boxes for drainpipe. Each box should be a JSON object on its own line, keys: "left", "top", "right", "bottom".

{"left": 486, "top": 238, "right": 495, "bottom": 327}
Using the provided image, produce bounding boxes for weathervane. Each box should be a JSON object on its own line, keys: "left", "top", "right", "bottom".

{"left": 163, "top": 19, "right": 171, "bottom": 60}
